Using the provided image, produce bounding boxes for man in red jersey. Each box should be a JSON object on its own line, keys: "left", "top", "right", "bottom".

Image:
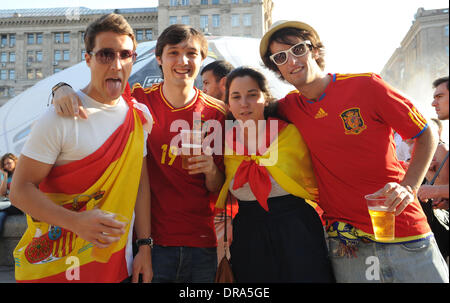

{"left": 52, "top": 24, "right": 225, "bottom": 283}
{"left": 259, "top": 20, "right": 448, "bottom": 282}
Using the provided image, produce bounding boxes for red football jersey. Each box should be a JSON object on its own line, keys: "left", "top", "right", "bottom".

{"left": 278, "top": 73, "right": 431, "bottom": 238}
{"left": 132, "top": 82, "right": 226, "bottom": 247}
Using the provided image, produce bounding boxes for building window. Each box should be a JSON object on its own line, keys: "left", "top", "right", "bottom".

{"left": 63, "top": 32, "right": 70, "bottom": 43}
{"left": 445, "top": 25, "right": 449, "bottom": 37}
{"left": 54, "top": 33, "right": 62, "bottom": 44}
{"left": 27, "top": 34, "right": 35, "bottom": 45}
{"left": 169, "top": 16, "right": 177, "bottom": 25}
{"left": 212, "top": 15, "right": 220, "bottom": 28}
{"left": 0, "top": 70, "right": 6, "bottom": 80}
{"left": 54, "top": 50, "right": 61, "bottom": 62}
{"left": 36, "top": 69, "right": 43, "bottom": 79}
{"left": 169, "top": 0, "right": 177, "bottom": 6}
{"left": 146, "top": 29, "right": 153, "bottom": 40}
{"left": 27, "top": 69, "right": 34, "bottom": 80}
{"left": 201, "top": 0, "right": 208, "bottom": 4}
{"left": 243, "top": 14, "right": 252, "bottom": 26}
{"left": 9, "top": 52, "right": 15, "bottom": 63}
{"left": 0, "top": 35, "right": 6, "bottom": 47}
{"left": 231, "top": 0, "right": 239, "bottom": 3}
{"left": 54, "top": 68, "right": 62, "bottom": 74}
{"left": 181, "top": 16, "right": 190, "bottom": 25}
{"left": 80, "top": 31, "right": 85, "bottom": 43}
{"left": 63, "top": 50, "right": 70, "bottom": 61}
{"left": 9, "top": 34, "right": 15, "bottom": 47}
{"left": 212, "top": 0, "right": 219, "bottom": 4}
{"left": 36, "top": 33, "right": 43, "bottom": 44}
{"left": 136, "top": 30, "right": 144, "bottom": 41}
{"left": 200, "top": 15, "right": 209, "bottom": 30}
{"left": 0, "top": 86, "right": 13, "bottom": 97}
{"left": 9, "top": 70, "right": 15, "bottom": 80}
{"left": 36, "top": 51, "right": 42, "bottom": 62}
{"left": 180, "top": 0, "right": 189, "bottom": 5}
{"left": 0, "top": 53, "right": 6, "bottom": 63}
{"left": 231, "top": 14, "right": 240, "bottom": 27}
{"left": 243, "top": 0, "right": 250, "bottom": 3}
{"left": 27, "top": 51, "right": 34, "bottom": 63}
{"left": 81, "top": 49, "right": 86, "bottom": 61}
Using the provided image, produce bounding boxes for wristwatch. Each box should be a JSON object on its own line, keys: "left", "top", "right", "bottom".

{"left": 52, "top": 82, "right": 72, "bottom": 97}
{"left": 136, "top": 237, "right": 154, "bottom": 248}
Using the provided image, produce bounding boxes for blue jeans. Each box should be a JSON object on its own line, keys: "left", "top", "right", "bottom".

{"left": 151, "top": 245, "right": 217, "bottom": 283}
{"left": 0, "top": 211, "right": 6, "bottom": 235}
{"left": 328, "top": 235, "right": 449, "bottom": 283}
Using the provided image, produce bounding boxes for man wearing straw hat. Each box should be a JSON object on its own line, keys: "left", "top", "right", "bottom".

{"left": 259, "top": 20, "right": 448, "bottom": 282}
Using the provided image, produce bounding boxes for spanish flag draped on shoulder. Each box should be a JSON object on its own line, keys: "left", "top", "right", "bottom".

{"left": 13, "top": 84, "right": 147, "bottom": 283}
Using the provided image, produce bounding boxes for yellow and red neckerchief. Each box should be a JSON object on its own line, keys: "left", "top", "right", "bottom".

{"left": 216, "top": 118, "right": 318, "bottom": 211}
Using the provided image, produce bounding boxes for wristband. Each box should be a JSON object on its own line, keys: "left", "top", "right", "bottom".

{"left": 136, "top": 237, "right": 154, "bottom": 248}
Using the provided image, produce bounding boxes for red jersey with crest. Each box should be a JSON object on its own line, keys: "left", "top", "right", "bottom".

{"left": 278, "top": 73, "right": 431, "bottom": 238}
{"left": 132, "top": 82, "right": 226, "bottom": 247}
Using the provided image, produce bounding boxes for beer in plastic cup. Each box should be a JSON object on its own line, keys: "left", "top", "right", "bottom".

{"left": 91, "top": 211, "right": 129, "bottom": 263}
{"left": 180, "top": 129, "right": 203, "bottom": 170}
{"left": 365, "top": 193, "right": 395, "bottom": 241}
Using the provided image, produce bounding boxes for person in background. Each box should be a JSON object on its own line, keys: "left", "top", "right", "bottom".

{"left": 259, "top": 20, "right": 448, "bottom": 282}
{"left": 215, "top": 66, "right": 334, "bottom": 282}
{"left": 201, "top": 60, "right": 234, "bottom": 102}
{"left": 418, "top": 77, "right": 449, "bottom": 263}
{"left": 0, "top": 153, "right": 17, "bottom": 197}
{"left": 0, "top": 153, "right": 23, "bottom": 236}
{"left": 418, "top": 77, "right": 449, "bottom": 206}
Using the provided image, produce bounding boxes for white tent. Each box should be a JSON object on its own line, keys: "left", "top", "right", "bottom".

{"left": 0, "top": 37, "right": 293, "bottom": 156}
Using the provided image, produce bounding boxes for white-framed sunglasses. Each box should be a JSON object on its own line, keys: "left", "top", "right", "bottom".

{"left": 269, "top": 40, "right": 312, "bottom": 66}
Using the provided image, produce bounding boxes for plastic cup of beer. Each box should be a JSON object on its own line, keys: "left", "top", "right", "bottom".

{"left": 180, "top": 129, "right": 203, "bottom": 170}
{"left": 365, "top": 194, "right": 395, "bottom": 241}
{"left": 91, "top": 210, "right": 129, "bottom": 263}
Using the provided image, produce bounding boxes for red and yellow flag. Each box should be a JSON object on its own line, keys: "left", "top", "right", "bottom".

{"left": 14, "top": 88, "right": 145, "bottom": 283}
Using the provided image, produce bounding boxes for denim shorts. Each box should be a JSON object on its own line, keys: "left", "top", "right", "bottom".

{"left": 151, "top": 245, "right": 217, "bottom": 283}
{"left": 328, "top": 235, "right": 449, "bottom": 283}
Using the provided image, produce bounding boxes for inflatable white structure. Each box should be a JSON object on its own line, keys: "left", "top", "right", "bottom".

{"left": 0, "top": 37, "right": 294, "bottom": 156}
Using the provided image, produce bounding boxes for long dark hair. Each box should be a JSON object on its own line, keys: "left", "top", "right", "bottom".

{"left": 1, "top": 153, "right": 17, "bottom": 177}
{"left": 224, "top": 66, "right": 279, "bottom": 120}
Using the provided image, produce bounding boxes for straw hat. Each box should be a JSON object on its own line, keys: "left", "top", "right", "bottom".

{"left": 259, "top": 20, "right": 320, "bottom": 60}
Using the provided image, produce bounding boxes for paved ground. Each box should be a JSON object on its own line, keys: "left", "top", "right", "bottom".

{"left": 0, "top": 266, "right": 15, "bottom": 283}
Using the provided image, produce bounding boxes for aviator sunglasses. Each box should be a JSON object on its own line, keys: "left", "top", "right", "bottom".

{"left": 89, "top": 48, "right": 137, "bottom": 65}
{"left": 269, "top": 40, "right": 312, "bottom": 66}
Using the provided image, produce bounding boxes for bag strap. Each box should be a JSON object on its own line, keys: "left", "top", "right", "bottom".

{"left": 429, "top": 152, "right": 449, "bottom": 185}
{"left": 223, "top": 194, "right": 231, "bottom": 259}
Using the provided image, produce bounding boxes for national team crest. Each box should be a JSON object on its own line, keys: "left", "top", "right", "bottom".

{"left": 340, "top": 108, "right": 367, "bottom": 135}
